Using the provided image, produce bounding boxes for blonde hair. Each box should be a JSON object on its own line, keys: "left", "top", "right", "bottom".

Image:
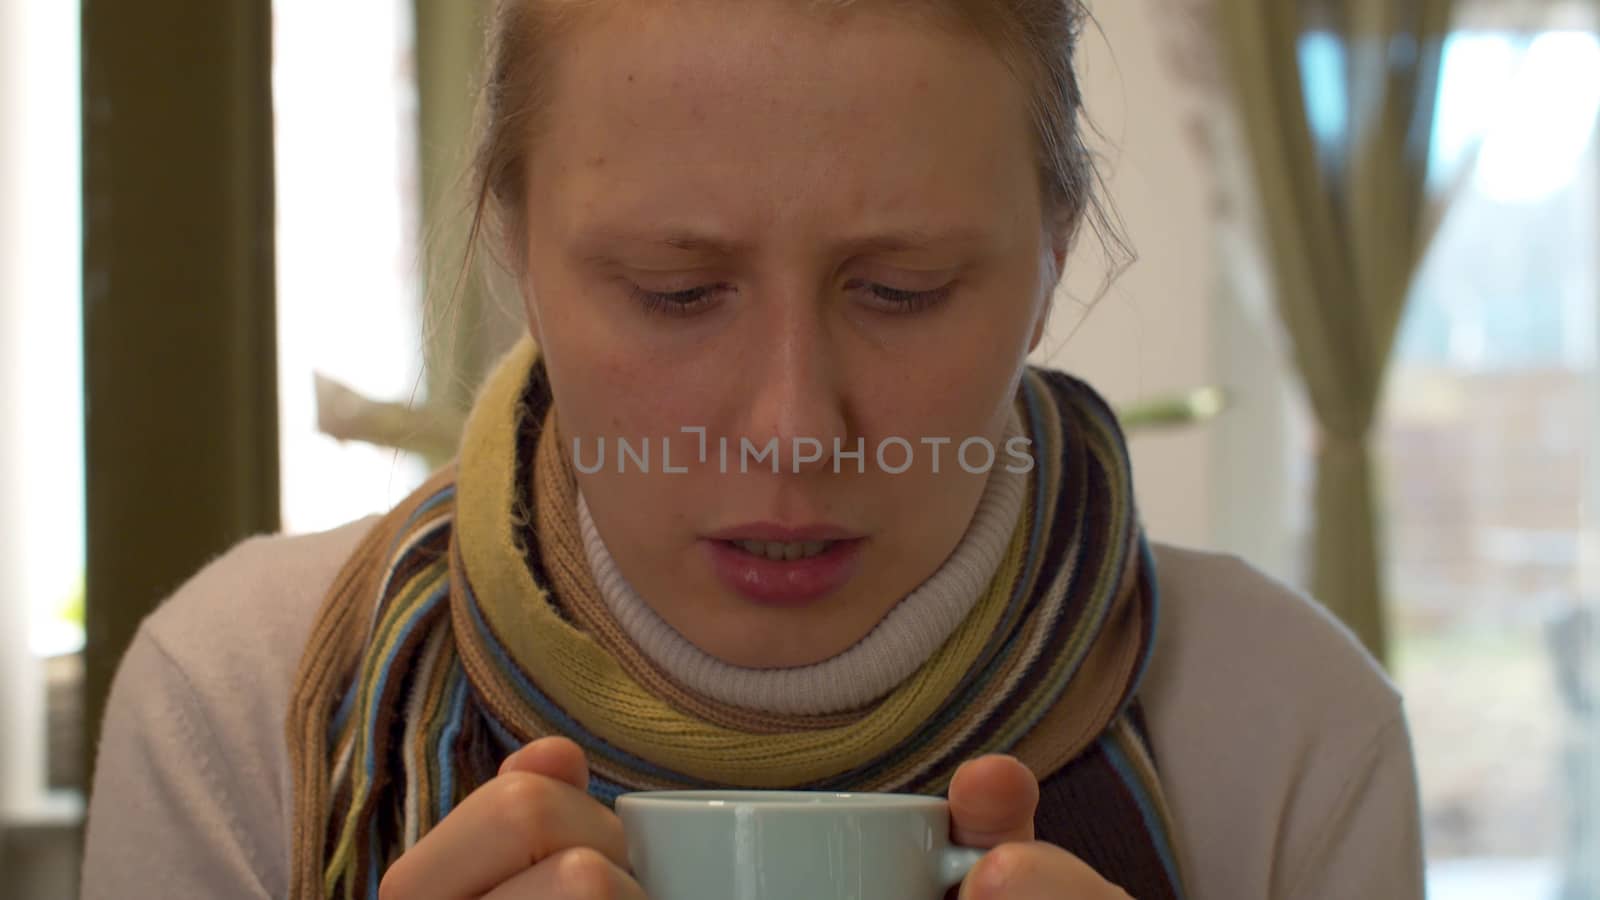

{"left": 465, "top": 0, "right": 1114, "bottom": 277}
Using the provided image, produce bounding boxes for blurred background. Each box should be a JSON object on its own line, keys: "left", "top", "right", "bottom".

{"left": 0, "top": 0, "right": 1595, "bottom": 897}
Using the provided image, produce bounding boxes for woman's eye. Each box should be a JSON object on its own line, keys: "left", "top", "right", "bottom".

{"left": 627, "top": 279, "right": 954, "bottom": 316}
{"left": 628, "top": 284, "right": 725, "bottom": 317}
{"left": 855, "top": 280, "right": 955, "bottom": 313}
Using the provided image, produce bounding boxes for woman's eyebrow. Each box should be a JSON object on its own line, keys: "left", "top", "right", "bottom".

{"left": 572, "top": 227, "right": 752, "bottom": 261}
{"left": 835, "top": 226, "right": 992, "bottom": 254}
{"left": 573, "top": 224, "right": 992, "bottom": 259}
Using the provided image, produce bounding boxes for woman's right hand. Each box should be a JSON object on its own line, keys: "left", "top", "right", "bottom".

{"left": 379, "top": 736, "right": 645, "bottom": 899}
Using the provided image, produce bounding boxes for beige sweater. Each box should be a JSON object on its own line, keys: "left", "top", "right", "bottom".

{"left": 79, "top": 518, "right": 1425, "bottom": 899}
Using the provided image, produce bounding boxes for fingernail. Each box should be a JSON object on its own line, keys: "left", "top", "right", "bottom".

{"left": 966, "top": 851, "right": 1004, "bottom": 890}
{"left": 966, "top": 855, "right": 1010, "bottom": 900}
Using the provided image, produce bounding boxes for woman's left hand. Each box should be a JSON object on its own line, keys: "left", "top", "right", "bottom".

{"left": 947, "top": 755, "right": 1134, "bottom": 900}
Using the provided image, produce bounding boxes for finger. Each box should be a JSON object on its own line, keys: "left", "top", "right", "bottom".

{"left": 947, "top": 755, "right": 1039, "bottom": 848}
{"left": 956, "top": 842, "right": 1132, "bottom": 900}
{"left": 499, "top": 736, "right": 591, "bottom": 791}
{"left": 379, "top": 771, "right": 628, "bottom": 900}
{"left": 479, "top": 846, "right": 647, "bottom": 900}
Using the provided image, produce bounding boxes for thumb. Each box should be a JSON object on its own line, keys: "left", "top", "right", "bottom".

{"left": 947, "top": 755, "right": 1039, "bottom": 848}
{"left": 498, "top": 736, "right": 591, "bottom": 792}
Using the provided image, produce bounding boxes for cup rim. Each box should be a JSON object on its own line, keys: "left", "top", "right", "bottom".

{"left": 615, "top": 790, "right": 949, "bottom": 810}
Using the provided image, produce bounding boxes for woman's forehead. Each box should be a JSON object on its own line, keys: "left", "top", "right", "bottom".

{"left": 543, "top": 0, "right": 1015, "bottom": 119}
{"left": 530, "top": 0, "right": 1039, "bottom": 235}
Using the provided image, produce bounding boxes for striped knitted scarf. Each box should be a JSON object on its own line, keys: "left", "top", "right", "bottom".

{"left": 287, "top": 337, "right": 1187, "bottom": 899}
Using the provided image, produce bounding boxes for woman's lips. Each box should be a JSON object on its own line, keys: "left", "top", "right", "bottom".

{"left": 701, "top": 537, "right": 865, "bottom": 608}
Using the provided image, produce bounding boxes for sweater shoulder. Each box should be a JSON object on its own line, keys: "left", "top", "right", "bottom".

{"left": 1139, "top": 543, "right": 1417, "bottom": 899}
{"left": 89, "top": 517, "right": 379, "bottom": 898}
{"left": 1144, "top": 542, "right": 1402, "bottom": 724}
{"left": 139, "top": 516, "right": 380, "bottom": 692}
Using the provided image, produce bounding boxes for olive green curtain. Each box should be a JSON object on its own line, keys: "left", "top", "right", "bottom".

{"left": 415, "top": 0, "right": 488, "bottom": 423}
{"left": 414, "top": 0, "right": 521, "bottom": 463}
{"left": 1217, "top": 0, "right": 1452, "bottom": 662}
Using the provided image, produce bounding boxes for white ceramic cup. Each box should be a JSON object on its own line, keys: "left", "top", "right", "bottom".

{"left": 615, "top": 789, "right": 985, "bottom": 900}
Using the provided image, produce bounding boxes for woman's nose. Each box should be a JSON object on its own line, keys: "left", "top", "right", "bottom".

{"left": 739, "top": 301, "right": 851, "bottom": 476}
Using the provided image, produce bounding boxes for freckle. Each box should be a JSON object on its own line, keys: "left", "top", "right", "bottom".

{"left": 589, "top": 155, "right": 607, "bottom": 169}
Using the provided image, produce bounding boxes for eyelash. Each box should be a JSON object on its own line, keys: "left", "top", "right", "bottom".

{"left": 864, "top": 283, "right": 953, "bottom": 313}
{"left": 629, "top": 284, "right": 725, "bottom": 317}
{"left": 628, "top": 282, "right": 954, "bottom": 316}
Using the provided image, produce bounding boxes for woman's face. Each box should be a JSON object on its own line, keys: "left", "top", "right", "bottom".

{"left": 520, "top": 0, "right": 1065, "bottom": 668}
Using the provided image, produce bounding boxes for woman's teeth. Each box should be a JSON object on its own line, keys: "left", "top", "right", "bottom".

{"left": 734, "top": 539, "right": 831, "bottom": 561}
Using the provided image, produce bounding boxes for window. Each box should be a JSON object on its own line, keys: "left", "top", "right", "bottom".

{"left": 1385, "top": 29, "right": 1598, "bottom": 897}
{"left": 1301, "top": 25, "right": 1600, "bottom": 897}
{"left": 273, "top": 0, "right": 429, "bottom": 535}
{"left": 0, "top": 0, "right": 86, "bottom": 824}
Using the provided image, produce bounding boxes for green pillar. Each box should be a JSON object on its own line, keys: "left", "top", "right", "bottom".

{"left": 81, "top": 0, "right": 280, "bottom": 788}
